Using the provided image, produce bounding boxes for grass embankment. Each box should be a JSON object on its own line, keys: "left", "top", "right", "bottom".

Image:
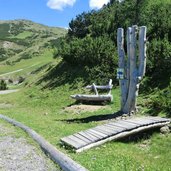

{"left": 0, "top": 56, "right": 171, "bottom": 170}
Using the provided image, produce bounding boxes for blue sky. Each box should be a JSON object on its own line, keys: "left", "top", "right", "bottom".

{"left": 0, "top": 0, "right": 110, "bottom": 28}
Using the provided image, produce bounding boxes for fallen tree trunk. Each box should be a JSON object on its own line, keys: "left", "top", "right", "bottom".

{"left": 71, "top": 94, "right": 113, "bottom": 102}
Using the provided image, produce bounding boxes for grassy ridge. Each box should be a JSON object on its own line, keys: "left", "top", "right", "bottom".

{"left": 0, "top": 19, "right": 66, "bottom": 64}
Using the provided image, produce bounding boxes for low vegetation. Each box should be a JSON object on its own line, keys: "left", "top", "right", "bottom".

{"left": 0, "top": 61, "right": 171, "bottom": 170}
{"left": 0, "top": 0, "right": 171, "bottom": 170}
{"left": 0, "top": 19, "right": 66, "bottom": 65}
{"left": 0, "top": 80, "right": 8, "bottom": 90}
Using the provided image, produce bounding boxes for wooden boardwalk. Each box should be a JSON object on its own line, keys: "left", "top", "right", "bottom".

{"left": 61, "top": 117, "right": 170, "bottom": 152}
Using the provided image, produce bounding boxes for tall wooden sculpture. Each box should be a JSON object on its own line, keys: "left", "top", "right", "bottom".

{"left": 117, "top": 25, "right": 147, "bottom": 114}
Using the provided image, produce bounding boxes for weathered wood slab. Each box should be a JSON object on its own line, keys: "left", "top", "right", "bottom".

{"left": 71, "top": 79, "right": 113, "bottom": 102}
{"left": 61, "top": 117, "right": 170, "bottom": 152}
{"left": 71, "top": 94, "right": 113, "bottom": 102}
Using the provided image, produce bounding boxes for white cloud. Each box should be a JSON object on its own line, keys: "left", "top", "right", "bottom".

{"left": 89, "top": 0, "right": 110, "bottom": 9}
{"left": 47, "top": 0, "right": 76, "bottom": 11}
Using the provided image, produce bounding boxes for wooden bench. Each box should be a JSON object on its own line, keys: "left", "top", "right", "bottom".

{"left": 71, "top": 79, "right": 113, "bottom": 102}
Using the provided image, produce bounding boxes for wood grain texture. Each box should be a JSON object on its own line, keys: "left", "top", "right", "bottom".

{"left": 61, "top": 117, "right": 170, "bottom": 152}
{"left": 117, "top": 28, "right": 127, "bottom": 109}
{"left": 71, "top": 79, "right": 113, "bottom": 102}
{"left": 118, "top": 26, "right": 147, "bottom": 114}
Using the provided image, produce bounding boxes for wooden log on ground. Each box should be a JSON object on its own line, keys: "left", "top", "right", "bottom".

{"left": 86, "top": 85, "right": 113, "bottom": 90}
{"left": 0, "top": 114, "right": 88, "bottom": 171}
{"left": 70, "top": 94, "right": 113, "bottom": 102}
{"left": 86, "top": 79, "right": 113, "bottom": 91}
{"left": 71, "top": 79, "right": 113, "bottom": 102}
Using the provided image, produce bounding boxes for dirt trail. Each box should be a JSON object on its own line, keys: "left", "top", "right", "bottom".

{"left": 0, "top": 69, "right": 23, "bottom": 77}
{"left": 0, "top": 89, "right": 19, "bottom": 95}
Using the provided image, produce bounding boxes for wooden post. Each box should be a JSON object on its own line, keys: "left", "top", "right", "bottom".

{"left": 117, "top": 26, "right": 147, "bottom": 114}
{"left": 92, "top": 83, "right": 98, "bottom": 95}
{"left": 117, "top": 28, "right": 127, "bottom": 110}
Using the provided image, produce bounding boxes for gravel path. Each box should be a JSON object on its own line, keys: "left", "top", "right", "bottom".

{"left": 0, "top": 124, "right": 59, "bottom": 171}
{"left": 0, "top": 69, "right": 23, "bottom": 77}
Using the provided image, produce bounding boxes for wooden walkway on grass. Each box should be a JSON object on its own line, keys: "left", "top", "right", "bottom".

{"left": 61, "top": 117, "right": 170, "bottom": 152}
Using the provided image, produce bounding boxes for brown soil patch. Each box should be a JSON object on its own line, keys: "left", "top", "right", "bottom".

{"left": 65, "top": 104, "right": 109, "bottom": 113}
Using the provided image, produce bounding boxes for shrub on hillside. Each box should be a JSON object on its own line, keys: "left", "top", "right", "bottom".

{"left": 0, "top": 80, "right": 8, "bottom": 90}
{"left": 149, "top": 80, "right": 171, "bottom": 117}
{"left": 146, "top": 37, "right": 171, "bottom": 87}
{"left": 58, "top": 35, "right": 118, "bottom": 84}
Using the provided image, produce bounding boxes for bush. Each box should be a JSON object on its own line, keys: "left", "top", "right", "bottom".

{"left": 58, "top": 35, "right": 118, "bottom": 84}
{"left": 149, "top": 80, "right": 171, "bottom": 116}
{"left": 0, "top": 80, "right": 8, "bottom": 90}
{"left": 146, "top": 37, "right": 171, "bottom": 87}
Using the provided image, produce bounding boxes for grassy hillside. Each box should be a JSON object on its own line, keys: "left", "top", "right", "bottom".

{"left": 0, "top": 5, "right": 171, "bottom": 171}
{"left": 0, "top": 58, "right": 171, "bottom": 170}
{"left": 0, "top": 19, "right": 66, "bottom": 64}
{"left": 0, "top": 19, "right": 67, "bottom": 84}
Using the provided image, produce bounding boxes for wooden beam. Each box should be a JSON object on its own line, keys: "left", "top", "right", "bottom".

{"left": 0, "top": 114, "right": 88, "bottom": 171}
{"left": 71, "top": 94, "right": 113, "bottom": 102}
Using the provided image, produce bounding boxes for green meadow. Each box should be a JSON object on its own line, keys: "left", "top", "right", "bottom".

{"left": 0, "top": 53, "right": 171, "bottom": 171}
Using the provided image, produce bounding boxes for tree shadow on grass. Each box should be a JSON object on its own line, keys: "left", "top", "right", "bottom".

{"left": 118, "top": 127, "right": 160, "bottom": 143}
{"left": 36, "top": 61, "right": 88, "bottom": 89}
{"left": 56, "top": 111, "right": 123, "bottom": 123}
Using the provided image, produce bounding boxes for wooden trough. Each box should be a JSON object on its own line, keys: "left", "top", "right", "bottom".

{"left": 71, "top": 79, "right": 113, "bottom": 102}
{"left": 61, "top": 117, "right": 170, "bottom": 152}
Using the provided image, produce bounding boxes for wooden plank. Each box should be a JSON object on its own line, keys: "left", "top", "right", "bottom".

{"left": 144, "top": 118, "right": 161, "bottom": 123}
{"left": 76, "top": 120, "right": 170, "bottom": 152}
{"left": 78, "top": 132, "right": 98, "bottom": 142}
{"left": 61, "top": 137, "right": 82, "bottom": 149}
{"left": 73, "top": 133, "right": 92, "bottom": 144}
{"left": 120, "top": 120, "right": 141, "bottom": 126}
{"left": 68, "top": 135, "right": 87, "bottom": 147}
{"left": 147, "top": 117, "right": 170, "bottom": 122}
{"left": 98, "top": 125, "right": 119, "bottom": 133}
{"left": 61, "top": 117, "right": 170, "bottom": 152}
{"left": 140, "top": 118, "right": 162, "bottom": 124}
{"left": 109, "top": 122, "right": 132, "bottom": 129}
{"left": 103, "top": 124, "right": 124, "bottom": 133}
{"left": 127, "top": 118, "right": 154, "bottom": 125}
{"left": 93, "top": 127, "right": 113, "bottom": 136}
{"left": 129, "top": 117, "right": 170, "bottom": 125}
{"left": 85, "top": 130, "right": 102, "bottom": 139}
{"left": 90, "top": 129, "right": 107, "bottom": 137}
{"left": 96, "top": 125, "right": 117, "bottom": 133}
{"left": 106, "top": 123, "right": 125, "bottom": 132}
{"left": 126, "top": 120, "right": 148, "bottom": 125}
{"left": 116, "top": 120, "right": 139, "bottom": 129}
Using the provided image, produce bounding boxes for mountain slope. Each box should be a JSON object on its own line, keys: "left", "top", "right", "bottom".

{"left": 0, "top": 19, "right": 67, "bottom": 64}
